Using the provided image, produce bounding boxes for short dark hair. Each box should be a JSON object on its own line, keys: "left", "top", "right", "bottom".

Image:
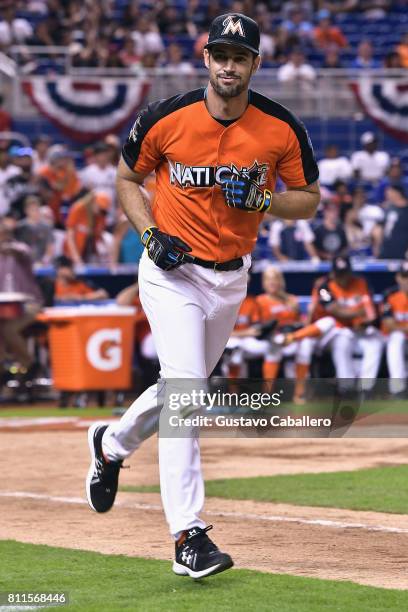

{"left": 55, "top": 255, "right": 73, "bottom": 269}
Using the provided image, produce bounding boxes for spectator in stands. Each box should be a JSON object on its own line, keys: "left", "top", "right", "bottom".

{"left": 0, "top": 218, "right": 43, "bottom": 375}
{"left": 374, "top": 158, "right": 408, "bottom": 203}
{"left": 131, "top": 15, "right": 165, "bottom": 61}
{"left": 33, "top": 11, "right": 67, "bottom": 46}
{"left": 119, "top": 35, "right": 141, "bottom": 71}
{"left": 64, "top": 190, "right": 110, "bottom": 264}
{"left": 163, "top": 43, "right": 195, "bottom": 75}
{"left": 351, "top": 132, "right": 390, "bottom": 184}
{"left": 37, "top": 204, "right": 65, "bottom": 257}
{"left": 0, "top": 146, "right": 20, "bottom": 216}
{"left": 377, "top": 186, "right": 408, "bottom": 259}
{"left": 351, "top": 186, "right": 385, "bottom": 249}
{"left": 4, "top": 146, "right": 36, "bottom": 220}
{"left": 350, "top": 40, "right": 379, "bottom": 70}
{"left": 37, "top": 145, "right": 82, "bottom": 225}
{"left": 0, "top": 5, "right": 33, "bottom": 49}
{"left": 313, "top": 202, "right": 349, "bottom": 260}
{"left": 343, "top": 207, "right": 371, "bottom": 256}
{"left": 396, "top": 32, "right": 408, "bottom": 68}
{"left": 282, "top": 1, "right": 314, "bottom": 21}
{"left": 32, "top": 135, "right": 51, "bottom": 175}
{"left": 0, "top": 95, "right": 11, "bottom": 132}
{"left": 331, "top": 180, "right": 353, "bottom": 221}
{"left": 281, "top": 8, "right": 314, "bottom": 45}
{"left": 321, "top": 1, "right": 358, "bottom": 15}
{"left": 79, "top": 142, "right": 116, "bottom": 223}
{"left": 185, "top": 0, "right": 208, "bottom": 33}
{"left": 277, "top": 48, "right": 316, "bottom": 91}
{"left": 268, "top": 219, "right": 319, "bottom": 261}
{"left": 383, "top": 51, "right": 402, "bottom": 69}
{"left": 104, "top": 134, "right": 121, "bottom": 167}
{"left": 111, "top": 214, "right": 144, "bottom": 265}
{"left": 156, "top": 5, "right": 192, "bottom": 36}
{"left": 318, "top": 144, "right": 352, "bottom": 187}
{"left": 322, "top": 48, "right": 344, "bottom": 68}
{"left": 53, "top": 255, "right": 108, "bottom": 302}
{"left": 15, "top": 194, "right": 54, "bottom": 265}
{"left": 312, "top": 9, "right": 348, "bottom": 51}
{"left": 254, "top": 3, "right": 276, "bottom": 61}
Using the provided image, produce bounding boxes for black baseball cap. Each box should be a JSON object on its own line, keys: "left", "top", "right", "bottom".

{"left": 398, "top": 260, "right": 408, "bottom": 277}
{"left": 332, "top": 256, "right": 352, "bottom": 274}
{"left": 205, "top": 13, "right": 260, "bottom": 56}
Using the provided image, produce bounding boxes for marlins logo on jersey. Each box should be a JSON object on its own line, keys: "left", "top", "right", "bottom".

{"left": 221, "top": 15, "right": 245, "bottom": 37}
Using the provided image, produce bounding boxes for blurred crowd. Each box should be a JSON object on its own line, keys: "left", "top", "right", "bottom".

{"left": 1, "top": 0, "right": 408, "bottom": 74}
{"left": 1, "top": 129, "right": 408, "bottom": 270}
{"left": 1, "top": 128, "right": 408, "bottom": 401}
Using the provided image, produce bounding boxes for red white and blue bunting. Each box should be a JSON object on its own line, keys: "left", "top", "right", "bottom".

{"left": 351, "top": 78, "right": 408, "bottom": 143}
{"left": 23, "top": 77, "right": 150, "bottom": 143}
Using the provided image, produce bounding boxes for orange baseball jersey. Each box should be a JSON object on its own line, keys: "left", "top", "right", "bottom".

{"left": 381, "top": 287, "right": 408, "bottom": 334}
{"left": 64, "top": 199, "right": 106, "bottom": 258}
{"left": 122, "top": 88, "right": 318, "bottom": 262}
{"left": 256, "top": 293, "right": 300, "bottom": 327}
{"left": 313, "top": 276, "right": 376, "bottom": 329}
{"left": 54, "top": 279, "right": 95, "bottom": 299}
{"left": 234, "top": 295, "right": 261, "bottom": 331}
{"left": 309, "top": 276, "right": 328, "bottom": 323}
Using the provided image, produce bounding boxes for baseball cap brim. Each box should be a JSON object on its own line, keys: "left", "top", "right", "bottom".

{"left": 204, "top": 39, "right": 259, "bottom": 55}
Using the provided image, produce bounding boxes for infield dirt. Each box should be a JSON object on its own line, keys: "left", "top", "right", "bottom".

{"left": 1, "top": 428, "right": 408, "bottom": 590}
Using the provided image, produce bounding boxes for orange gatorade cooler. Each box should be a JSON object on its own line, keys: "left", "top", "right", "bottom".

{"left": 39, "top": 305, "right": 136, "bottom": 391}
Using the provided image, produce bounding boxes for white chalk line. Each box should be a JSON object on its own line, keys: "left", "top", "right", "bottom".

{"left": 1, "top": 491, "right": 408, "bottom": 535}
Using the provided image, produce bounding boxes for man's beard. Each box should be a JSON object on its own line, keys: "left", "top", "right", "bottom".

{"left": 210, "top": 74, "right": 247, "bottom": 99}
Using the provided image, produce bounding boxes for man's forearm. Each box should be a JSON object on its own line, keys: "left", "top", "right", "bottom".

{"left": 116, "top": 174, "right": 154, "bottom": 235}
{"left": 269, "top": 183, "right": 320, "bottom": 220}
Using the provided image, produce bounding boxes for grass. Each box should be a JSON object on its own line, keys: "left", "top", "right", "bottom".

{"left": 0, "top": 406, "right": 118, "bottom": 418}
{"left": 0, "top": 399, "right": 407, "bottom": 420}
{"left": 121, "top": 465, "right": 408, "bottom": 515}
{"left": 0, "top": 541, "right": 406, "bottom": 611}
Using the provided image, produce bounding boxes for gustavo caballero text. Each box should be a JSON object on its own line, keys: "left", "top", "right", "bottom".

{"left": 169, "top": 415, "right": 332, "bottom": 428}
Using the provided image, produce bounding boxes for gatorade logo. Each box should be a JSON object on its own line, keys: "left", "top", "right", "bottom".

{"left": 86, "top": 328, "right": 122, "bottom": 371}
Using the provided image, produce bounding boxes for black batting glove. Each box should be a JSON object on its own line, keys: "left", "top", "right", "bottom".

{"left": 141, "top": 226, "right": 192, "bottom": 271}
{"left": 221, "top": 172, "right": 273, "bottom": 213}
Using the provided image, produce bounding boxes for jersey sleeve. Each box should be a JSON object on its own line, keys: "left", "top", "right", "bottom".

{"left": 122, "top": 105, "right": 163, "bottom": 176}
{"left": 66, "top": 204, "right": 81, "bottom": 229}
{"left": 277, "top": 121, "right": 319, "bottom": 187}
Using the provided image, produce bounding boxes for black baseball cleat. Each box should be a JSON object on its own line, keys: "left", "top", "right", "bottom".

{"left": 86, "top": 423, "right": 123, "bottom": 513}
{"left": 173, "top": 525, "right": 234, "bottom": 579}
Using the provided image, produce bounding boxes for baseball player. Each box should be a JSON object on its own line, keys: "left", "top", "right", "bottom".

{"left": 222, "top": 293, "right": 269, "bottom": 378}
{"left": 381, "top": 260, "right": 408, "bottom": 395}
{"left": 86, "top": 13, "right": 319, "bottom": 579}
{"left": 256, "top": 265, "right": 315, "bottom": 403}
{"left": 308, "top": 256, "right": 383, "bottom": 390}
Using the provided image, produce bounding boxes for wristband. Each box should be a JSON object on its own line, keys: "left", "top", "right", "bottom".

{"left": 141, "top": 225, "right": 158, "bottom": 246}
{"left": 260, "top": 189, "right": 273, "bottom": 214}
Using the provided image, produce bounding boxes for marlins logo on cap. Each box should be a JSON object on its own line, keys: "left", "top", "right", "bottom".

{"left": 205, "top": 13, "right": 260, "bottom": 55}
{"left": 221, "top": 15, "right": 245, "bottom": 37}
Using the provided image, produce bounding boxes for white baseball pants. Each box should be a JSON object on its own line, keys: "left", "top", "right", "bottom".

{"left": 326, "top": 327, "right": 383, "bottom": 390}
{"left": 386, "top": 330, "right": 407, "bottom": 394}
{"left": 103, "top": 250, "right": 250, "bottom": 536}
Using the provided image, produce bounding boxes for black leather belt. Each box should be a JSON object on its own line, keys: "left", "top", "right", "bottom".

{"left": 188, "top": 256, "right": 244, "bottom": 271}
